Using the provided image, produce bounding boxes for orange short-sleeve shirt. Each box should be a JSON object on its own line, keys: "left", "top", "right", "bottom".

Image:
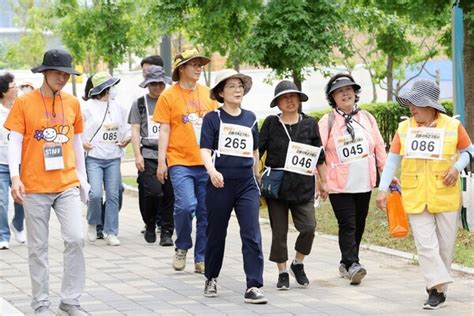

{"left": 152, "top": 83, "right": 218, "bottom": 167}
{"left": 4, "top": 89, "right": 83, "bottom": 193}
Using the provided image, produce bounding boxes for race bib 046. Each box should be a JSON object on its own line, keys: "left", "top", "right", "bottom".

{"left": 284, "top": 141, "right": 321, "bottom": 175}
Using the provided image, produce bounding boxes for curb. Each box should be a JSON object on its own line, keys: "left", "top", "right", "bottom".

{"left": 122, "top": 183, "right": 473, "bottom": 276}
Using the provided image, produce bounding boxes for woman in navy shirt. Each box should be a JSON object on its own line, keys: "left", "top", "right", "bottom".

{"left": 200, "top": 69, "right": 266, "bottom": 304}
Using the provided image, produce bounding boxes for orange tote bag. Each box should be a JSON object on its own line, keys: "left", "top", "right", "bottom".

{"left": 386, "top": 185, "right": 409, "bottom": 238}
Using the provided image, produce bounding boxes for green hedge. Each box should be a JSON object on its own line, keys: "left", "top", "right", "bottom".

{"left": 309, "top": 100, "right": 453, "bottom": 148}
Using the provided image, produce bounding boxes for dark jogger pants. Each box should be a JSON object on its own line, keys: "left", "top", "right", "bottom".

{"left": 329, "top": 191, "right": 371, "bottom": 268}
{"left": 204, "top": 176, "right": 264, "bottom": 289}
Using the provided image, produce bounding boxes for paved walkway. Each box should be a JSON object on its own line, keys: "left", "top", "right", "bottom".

{"left": 1, "top": 190, "right": 473, "bottom": 315}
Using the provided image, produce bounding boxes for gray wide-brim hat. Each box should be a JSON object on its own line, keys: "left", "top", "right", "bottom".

{"left": 172, "top": 49, "right": 211, "bottom": 82}
{"left": 139, "top": 65, "right": 171, "bottom": 88}
{"left": 270, "top": 80, "right": 308, "bottom": 108}
{"left": 209, "top": 69, "right": 252, "bottom": 103}
{"left": 31, "top": 49, "right": 81, "bottom": 75}
{"left": 88, "top": 72, "right": 120, "bottom": 97}
{"left": 396, "top": 79, "right": 446, "bottom": 113}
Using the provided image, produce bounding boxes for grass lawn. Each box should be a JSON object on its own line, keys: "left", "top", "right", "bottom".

{"left": 259, "top": 190, "right": 474, "bottom": 268}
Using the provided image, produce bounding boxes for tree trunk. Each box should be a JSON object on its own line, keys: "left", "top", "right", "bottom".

{"left": 464, "top": 6, "right": 474, "bottom": 140}
{"left": 368, "top": 68, "right": 377, "bottom": 103}
{"left": 128, "top": 51, "right": 132, "bottom": 72}
{"left": 292, "top": 70, "right": 303, "bottom": 113}
{"left": 386, "top": 54, "right": 394, "bottom": 101}
{"left": 108, "top": 60, "right": 114, "bottom": 76}
{"left": 233, "top": 58, "right": 240, "bottom": 72}
{"left": 71, "top": 72, "right": 77, "bottom": 97}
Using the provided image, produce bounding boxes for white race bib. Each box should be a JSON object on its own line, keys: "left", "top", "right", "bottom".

{"left": 43, "top": 143, "right": 64, "bottom": 171}
{"left": 98, "top": 122, "right": 119, "bottom": 144}
{"left": 405, "top": 127, "right": 444, "bottom": 160}
{"left": 147, "top": 116, "right": 160, "bottom": 140}
{"left": 335, "top": 134, "right": 369, "bottom": 164}
{"left": 284, "top": 141, "right": 321, "bottom": 175}
{"left": 217, "top": 122, "right": 253, "bottom": 158}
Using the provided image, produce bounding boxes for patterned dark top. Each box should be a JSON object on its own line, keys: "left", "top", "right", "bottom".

{"left": 259, "top": 113, "right": 325, "bottom": 203}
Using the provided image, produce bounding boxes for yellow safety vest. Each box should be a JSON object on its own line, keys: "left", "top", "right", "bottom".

{"left": 398, "top": 114, "right": 460, "bottom": 213}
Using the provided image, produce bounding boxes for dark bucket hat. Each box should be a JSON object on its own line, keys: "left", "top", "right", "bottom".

{"left": 31, "top": 49, "right": 81, "bottom": 75}
{"left": 396, "top": 79, "right": 446, "bottom": 113}
{"left": 270, "top": 80, "right": 308, "bottom": 108}
{"left": 172, "top": 48, "right": 210, "bottom": 82}
{"left": 88, "top": 72, "right": 120, "bottom": 97}
{"left": 139, "top": 65, "right": 171, "bottom": 88}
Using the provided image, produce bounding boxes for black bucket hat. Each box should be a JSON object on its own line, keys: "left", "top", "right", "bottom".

{"left": 396, "top": 79, "right": 446, "bottom": 113}
{"left": 269, "top": 80, "right": 308, "bottom": 108}
{"left": 31, "top": 49, "right": 81, "bottom": 75}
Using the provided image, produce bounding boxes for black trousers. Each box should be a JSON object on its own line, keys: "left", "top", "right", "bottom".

{"left": 267, "top": 198, "right": 316, "bottom": 263}
{"left": 138, "top": 158, "right": 174, "bottom": 234}
{"left": 329, "top": 191, "right": 371, "bottom": 268}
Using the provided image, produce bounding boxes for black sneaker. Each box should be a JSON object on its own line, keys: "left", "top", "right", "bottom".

{"left": 204, "top": 278, "right": 218, "bottom": 297}
{"left": 97, "top": 231, "right": 104, "bottom": 240}
{"left": 290, "top": 262, "right": 309, "bottom": 287}
{"left": 244, "top": 287, "right": 268, "bottom": 304}
{"left": 277, "top": 272, "right": 290, "bottom": 290}
{"left": 144, "top": 229, "right": 156, "bottom": 243}
{"left": 160, "top": 231, "right": 173, "bottom": 247}
{"left": 423, "top": 289, "right": 446, "bottom": 310}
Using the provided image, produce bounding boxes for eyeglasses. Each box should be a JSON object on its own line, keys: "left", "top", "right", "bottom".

{"left": 186, "top": 62, "right": 203, "bottom": 68}
{"left": 224, "top": 84, "right": 244, "bottom": 91}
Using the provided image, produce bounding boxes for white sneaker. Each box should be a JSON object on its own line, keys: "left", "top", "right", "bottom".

{"left": 106, "top": 235, "right": 120, "bottom": 246}
{"left": 10, "top": 222, "right": 26, "bottom": 243}
{"left": 87, "top": 224, "right": 97, "bottom": 242}
{"left": 0, "top": 241, "right": 9, "bottom": 249}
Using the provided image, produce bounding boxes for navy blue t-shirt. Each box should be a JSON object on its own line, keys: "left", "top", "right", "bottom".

{"left": 200, "top": 108, "right": 258, "bottom": 179}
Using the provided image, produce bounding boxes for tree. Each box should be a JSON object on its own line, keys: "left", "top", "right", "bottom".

{"left": 1, "top": 0, "right": 51, "bottom": 69}
{"left": 347, "top": 2, "right": 450, "bottom": 101}
{"left": 245, "top": 0, "right": 349, "bottom": 90}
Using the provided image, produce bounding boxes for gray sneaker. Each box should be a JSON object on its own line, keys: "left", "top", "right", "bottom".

{"left": 348, "top": 263, "right": 367, "bottom": 285}
{"left": 34, "top": 306, "right": 50, "bottom": 316}
{"left": 58, "top": 303, "right": 89, "bottom": 316}
{"left": 204, "top": 278, "right": 218, "bottom": 297}
{"left": 173, "top": 249, "right": 187, "bottom": 271}
{"left": 339, "top": 263, "right": 350, "bottom": 279}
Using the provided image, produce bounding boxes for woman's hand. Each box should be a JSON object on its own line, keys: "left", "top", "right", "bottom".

{"left": 209, "top": 169, "right": 224, "bottom": 188}
{"left": 319, "top": 181, "right": 329, "bottom": 201}
{"left": 83, "top": 142, "right": 93, "bottom": 151}
{"left": 376, "top": 191, "right": 387, "bottom": 210}
{"left": 442, "top": 166, "right": 459, "bottom": 187}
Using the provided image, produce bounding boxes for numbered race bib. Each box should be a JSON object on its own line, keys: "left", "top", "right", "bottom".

{"left": 147, "top": 116, "right": 160, "bottom": 140}
{"left": 99, "top": 122, "right": 119, "bottom": 144}
{"left": 284, "top": 141, "right": 321, "bottom": 175}
{"left": 218, "top": 122, "right": 253, "bottom": 158}
{"left": 405, "top": 127, "right": 444, "bottom": 160}
{"left": 43, "top": 143, "right": 64, "bottom": 171}
{"left": 335, "top": 134, "right": 369, "bottom": 164}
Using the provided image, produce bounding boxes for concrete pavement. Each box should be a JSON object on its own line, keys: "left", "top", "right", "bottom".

{"left": 1, "top": 190, "right": 473, "bottom": 315}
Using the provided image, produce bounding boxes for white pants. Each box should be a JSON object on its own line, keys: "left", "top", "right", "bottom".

{"left": 23, "top": 187, "right": 85, "bottom": 310}
{"left": 409, "top": 210, "right": 458, "bottom": 291}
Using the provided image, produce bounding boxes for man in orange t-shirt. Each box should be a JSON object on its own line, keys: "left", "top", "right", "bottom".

{"left": 153, "top": 49, "right": 218, "bottom": 274}
{"left": 4, "top": 49, "right": 89, "bottom": 316}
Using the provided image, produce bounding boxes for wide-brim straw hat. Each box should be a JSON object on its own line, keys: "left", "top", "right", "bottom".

{"left": 171, "top": 49, "right": 210, "bottom": 82}
{"left": 396, "top": 79, "right": 446, "bottom": 113}
{"left": 31, "top": 49, "right": 81, "bottom": 75}
{"left": 209, "top": 69, "right": 252, "bottom": 103}
{"left": 270, "top": 80, "right": 308, "bottom": 108}
{"left": 88, "top": 72, "right": 120, "bottom": 97}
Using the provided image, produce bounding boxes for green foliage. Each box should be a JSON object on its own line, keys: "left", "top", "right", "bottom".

{"left": 245, "top": 0, "right": 349, "bottom": 86}
{"left": 309, "top": 100, "right": 454, "bottom": 147}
